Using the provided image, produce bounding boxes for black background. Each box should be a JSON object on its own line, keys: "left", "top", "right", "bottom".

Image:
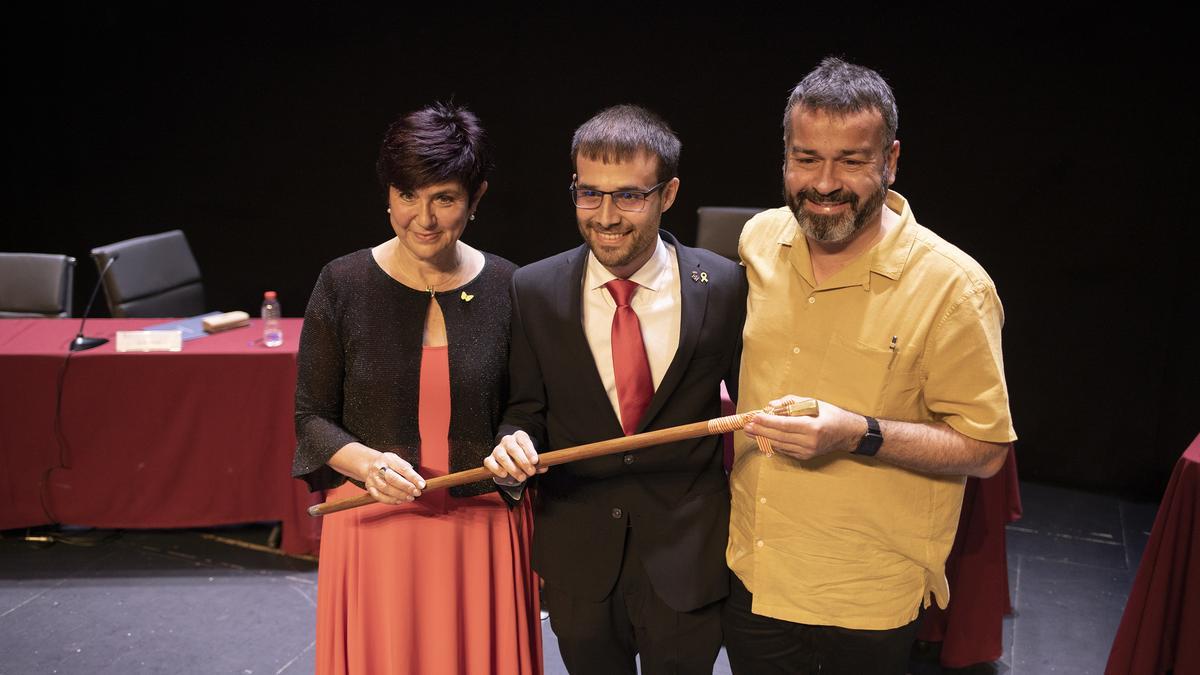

{"left": 5, "top": 5, "right": 1196, "bottom": 499}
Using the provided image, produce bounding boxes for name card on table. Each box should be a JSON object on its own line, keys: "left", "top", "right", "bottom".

{"left": 115, "top": 330, "right": 183, "bottom": 353}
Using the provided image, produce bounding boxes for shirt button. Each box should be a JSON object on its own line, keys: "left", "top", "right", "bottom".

{"left": 611, "top": 508, "right": 623, "bottom": 519}
{"left": 792, "top": 347, "right": 800, "bottom": 354}
{"left": 623, "top": 454, "right": 634, "bottom": 464}
{"left": 808, "top": 297, "right": 816, "bottom": 304}
{"left": 760, "top": 497, "right": 767, "bottom": 504}
{"left": 756, "top": 539, "right": 764, "bottom": 548}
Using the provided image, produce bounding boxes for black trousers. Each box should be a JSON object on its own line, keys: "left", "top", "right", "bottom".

{"left": 544, "top": 528, "right": 723, "bottom": 675}
{"left": 722, "top": 573, "right": 920, "bottom": 675}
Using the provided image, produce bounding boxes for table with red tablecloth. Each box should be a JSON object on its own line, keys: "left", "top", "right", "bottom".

{"left": 1106, "top": 433, "right": 1200, "bottom": 675}
{"left": 0, "top": 318, "right": 320, "bottom": 555}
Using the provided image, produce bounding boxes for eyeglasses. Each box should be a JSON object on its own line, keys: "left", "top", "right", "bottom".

{"left": 569, "top": 179, "right": 669, "bottom": 213}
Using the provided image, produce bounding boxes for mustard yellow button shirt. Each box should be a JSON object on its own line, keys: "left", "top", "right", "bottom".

{"left": 728, "top": 191, "right": 1017, "bottom": 630}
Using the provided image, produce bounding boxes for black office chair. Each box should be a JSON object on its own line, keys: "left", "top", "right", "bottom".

{"left": 0, "top": 252, "right": 76, "bottom": 318}
{"left": 90, "top": 230, "right": 205, "bottom": 318}
{"left": 695, "top": 206, "right": 763, "bottom": 261}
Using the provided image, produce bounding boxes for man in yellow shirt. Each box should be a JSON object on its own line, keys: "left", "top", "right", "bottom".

{"left": 724, "top": 57, "right": 1017, "bottom": 674}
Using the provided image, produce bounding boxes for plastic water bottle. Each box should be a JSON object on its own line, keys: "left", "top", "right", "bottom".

{"left": 262, "top": 291, "right": 283, "bottom": 347}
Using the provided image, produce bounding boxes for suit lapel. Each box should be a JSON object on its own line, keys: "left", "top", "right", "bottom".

{"left": 559, "top": 244, "right": 626, "bottom": 437}
{"left": 638, "top": 233, "right": 707, "bottom": 432}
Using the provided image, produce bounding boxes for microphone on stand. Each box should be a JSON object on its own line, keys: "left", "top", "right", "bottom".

{"left": 70, "top": 253, "right": 119, "bottom": 352}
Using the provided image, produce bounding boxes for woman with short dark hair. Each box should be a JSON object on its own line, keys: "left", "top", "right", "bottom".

{"left": 293, "top": 102, "right": 541, "bottom": 674}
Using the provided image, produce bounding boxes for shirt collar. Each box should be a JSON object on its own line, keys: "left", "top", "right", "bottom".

{"left": 585, "top": 234, "right": 672, "bottom": 292}
{"left": 783, "top": 190, "right": 917, "bottom": 290}
{"left": 868, "top": 191, "right": 917, "bottom": 282}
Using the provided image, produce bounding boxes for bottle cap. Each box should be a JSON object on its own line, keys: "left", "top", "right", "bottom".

{"left": 264, "top": 291, "right": 277, "bottom": 299}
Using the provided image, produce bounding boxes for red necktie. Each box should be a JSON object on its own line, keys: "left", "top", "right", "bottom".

{"left": 605, "top": 279, "right": 654, "bottom": 436}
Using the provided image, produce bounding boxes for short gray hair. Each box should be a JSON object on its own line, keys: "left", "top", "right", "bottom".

{"left": 783, "top": 57, "right": 898, "bottom": 152}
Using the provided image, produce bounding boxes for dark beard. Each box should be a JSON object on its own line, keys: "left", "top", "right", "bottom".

{"left": 786, "top": 178, "right": 888, "bottom": 244}
{"left": 578, "top": 220, "right": 658, "bottom": 276}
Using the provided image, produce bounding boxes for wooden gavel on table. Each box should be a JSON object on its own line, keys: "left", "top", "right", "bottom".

{"left": 308, "top": 398, "right": 819, "bottom": 517}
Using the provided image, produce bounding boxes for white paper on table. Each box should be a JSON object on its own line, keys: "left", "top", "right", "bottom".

{"left": 115, "top": 330, "right": 183, "bottom": 352}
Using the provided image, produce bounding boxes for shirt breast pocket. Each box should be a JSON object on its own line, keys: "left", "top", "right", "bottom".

{"left": 814, "top": 333, "right": 894, "bottom": 414}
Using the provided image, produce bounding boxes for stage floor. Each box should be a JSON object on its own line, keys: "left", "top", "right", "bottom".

{"left": 1, "top": 481, "right": 1159, "bottom": 674}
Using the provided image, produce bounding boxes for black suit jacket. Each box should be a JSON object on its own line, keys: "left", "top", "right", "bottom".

{"left": 499, "top": 231, "right": 746, "bottom": 612}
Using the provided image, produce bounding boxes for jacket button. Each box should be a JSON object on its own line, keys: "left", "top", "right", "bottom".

{"left": 623, "top": 454, "right": 634, "bottom": 464}
{"left": 611, "top": 508, "right": 623, "bottom": 519}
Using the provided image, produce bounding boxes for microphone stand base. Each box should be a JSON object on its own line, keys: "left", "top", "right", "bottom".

{"left": 70, "top": 336, "right": 108, "bottom": 352}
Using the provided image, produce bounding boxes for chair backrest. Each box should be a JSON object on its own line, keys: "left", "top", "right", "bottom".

{"left": 0, "top": 252, "right": 76, "bottom": 318}
{"left": 695, "top": 207, "right": 764, "bottom": 261}
{"left": 91, "top": 230, "right": 205, "bottom": 318}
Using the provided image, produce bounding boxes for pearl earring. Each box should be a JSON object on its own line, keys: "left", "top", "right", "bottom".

{"left": 387, "top": 207, "right": 391, "bottom": 214}
{"left": 469, "top": 213, "right": 476, "bottom": 221}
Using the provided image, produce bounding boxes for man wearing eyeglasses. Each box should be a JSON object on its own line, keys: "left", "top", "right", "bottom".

{"left": 483, "top": 104, "right": 746, "bottom": 674}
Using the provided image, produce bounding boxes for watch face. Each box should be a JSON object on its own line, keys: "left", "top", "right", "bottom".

{"left": 855, "top": 436, "right": 882, "bottom": 456}
{"left": 865, "top": 416, "right": 881, "bottom": 436}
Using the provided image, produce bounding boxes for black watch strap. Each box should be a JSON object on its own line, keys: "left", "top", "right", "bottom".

{"left": 852, "top": 416, "right": 883, "bottom": 456}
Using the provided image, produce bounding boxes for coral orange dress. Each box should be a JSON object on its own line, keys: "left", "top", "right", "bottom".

{"left": 314, "top": 346, "right": 541, "bottom": 674}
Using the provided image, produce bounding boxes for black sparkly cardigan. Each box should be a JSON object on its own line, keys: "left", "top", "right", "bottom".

{"left": 292, "top": 249, "right": 516, "bottom": 498}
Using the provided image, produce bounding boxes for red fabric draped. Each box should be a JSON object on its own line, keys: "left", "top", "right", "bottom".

{"left": 1106, "top": 433, "right": 1200, "bottom": 675}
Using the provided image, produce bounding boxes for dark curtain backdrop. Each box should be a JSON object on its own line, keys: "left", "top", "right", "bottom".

{"left": 5, "top": 5, "right": 1196, "bottom": 500}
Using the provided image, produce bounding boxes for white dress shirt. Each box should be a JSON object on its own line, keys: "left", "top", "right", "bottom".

{"left": 582, "top": 236, "right": 682, "bottom": 431}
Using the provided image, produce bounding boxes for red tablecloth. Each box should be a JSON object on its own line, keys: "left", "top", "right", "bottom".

{"left": 0, "top": 318, "right": 320, "bottom": 555}
{"left": 1106, "top": 433, "right": 1200, "bottom": 675}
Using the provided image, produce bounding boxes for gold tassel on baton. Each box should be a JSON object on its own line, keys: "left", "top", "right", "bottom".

{"left": 308, "top": 398, "right": 818, "bottom": 517}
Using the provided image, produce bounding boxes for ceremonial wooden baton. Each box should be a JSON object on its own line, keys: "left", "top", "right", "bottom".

{"left": 308, "top": 398, "right": 819, "bottom": 517}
